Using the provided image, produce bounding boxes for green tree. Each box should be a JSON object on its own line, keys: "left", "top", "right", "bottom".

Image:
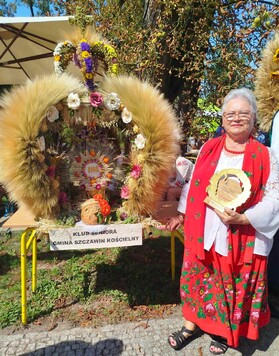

{"left": 92, "top": 1, "right": 279, "bottom": 134}
{"left": 0, "top": 0, "right": 17, "bottom": 16}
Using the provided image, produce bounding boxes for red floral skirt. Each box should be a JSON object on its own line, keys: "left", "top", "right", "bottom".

{"left": 180, "top": 245, "right": 270, "bottom": 348}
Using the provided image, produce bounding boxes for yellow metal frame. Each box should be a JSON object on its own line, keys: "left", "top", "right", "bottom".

{"left": 170, "top": 229, "right": 184, "bottom": 281}
{"left": 19, "top": 225, "right": 181, "bottom": 323}
{"left": 20, "top": 228, "right": 38, "bottom": 325}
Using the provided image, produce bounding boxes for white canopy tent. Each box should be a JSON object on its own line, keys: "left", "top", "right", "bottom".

{"left": 0, "top": 16, "right": 86, "bottom": 85}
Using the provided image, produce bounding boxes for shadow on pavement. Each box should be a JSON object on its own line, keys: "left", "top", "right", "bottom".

{"left": 19, "top": 338, "right": 123, "bottom": 356}
{"left": 235, "top": 317, "right": 279, "bottom": 355}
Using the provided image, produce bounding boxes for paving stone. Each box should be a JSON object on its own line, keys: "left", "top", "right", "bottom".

{"left": 1, "top": 315, "right": 279, "bottom": 355}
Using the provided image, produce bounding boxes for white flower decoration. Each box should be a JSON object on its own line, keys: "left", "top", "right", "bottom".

{"left": 135, "top": 134, "right": 146, "bottom": 149}
{"left": 104, "top": 92, "right": 121, "bottom": 111}
{"left": 37, "top": 136, "right": 45, "bottom": 151}
{"left": 121, "top": 107, "right": 132, "bottom": 123}
{"left": 67, "top": 93, "right": 81, "bottom": 110}
{"left": 173, "top": 127, "right": 181, "bottom": 141}
{"left": 46, "top": 106, "right": 59, "bottom": 122}
{"left": 54, "top": 61, "right": 63, "bottom": 75}
{"left": 54, "top": 42, "right": 63, "bottom": 52}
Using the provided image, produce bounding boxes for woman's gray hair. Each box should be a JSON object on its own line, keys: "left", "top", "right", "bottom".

{"left": 221, "top": 88, "right": 257, "bottom": 120}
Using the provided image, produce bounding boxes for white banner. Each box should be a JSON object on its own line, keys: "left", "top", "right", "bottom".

{"left": 49, "top": 223, "right": 143, "bottom": 251}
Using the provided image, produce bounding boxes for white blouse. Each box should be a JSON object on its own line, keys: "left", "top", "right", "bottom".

{"left": 271, "top": 111, "right": 279, "bottom": 163}
{"left": 177, "top": 148, "right": 279, "bottom": 256}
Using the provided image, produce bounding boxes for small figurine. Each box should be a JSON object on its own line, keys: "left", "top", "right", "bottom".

{"left": 76, "top": 194, "right": 111, "bottom": 226}
{"left": 80, "top": 198, "right": 100, "bottom": 225}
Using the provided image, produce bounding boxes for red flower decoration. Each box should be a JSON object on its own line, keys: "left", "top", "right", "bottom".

{"left": 93, "top": 194, "right": 111, "bottom": 219}
{"left": 93, "top": 193, "right": 103, "bottom": 201}
{"left": 101, "top": 204, "right": 111, "bottom": 216}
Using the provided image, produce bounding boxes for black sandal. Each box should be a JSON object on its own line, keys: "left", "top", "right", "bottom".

{"left": 209, "top": 336, "right": 228, "bottom": 355}
{"left": 168, "top": 325, "right": 198, "bottom": 350}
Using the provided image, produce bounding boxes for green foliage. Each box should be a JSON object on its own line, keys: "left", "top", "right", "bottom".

{"left": 92, "top": 0, "right": 279, "bottom": 136}
{"left": 0, "top": 299, "right": 21, "bottom": 327}
{"left": 190, "top": 98, "right": 220, "bottom": 137}
{"left": 0, "top": 0, "right": 16, "bottom": 16}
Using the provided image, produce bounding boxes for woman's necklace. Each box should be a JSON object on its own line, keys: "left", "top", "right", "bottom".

{"left": 224, "top": 141, "right": 245, "bottom": 155}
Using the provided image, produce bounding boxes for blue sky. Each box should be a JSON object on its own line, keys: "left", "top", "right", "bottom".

{"left": 15, "top": 4, "right": 35, "bottom": 16}
{"left": 15, "top": 5, "right": 30, "bottom": 16}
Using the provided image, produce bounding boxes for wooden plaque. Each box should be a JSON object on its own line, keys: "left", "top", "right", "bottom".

{"left": 204, "top": 168, "right": 251, "bottom": 212}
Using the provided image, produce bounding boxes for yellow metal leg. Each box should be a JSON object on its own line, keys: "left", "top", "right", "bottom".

{"left": 173, "top": 230, "right": 184, "bottom": 244}
{"left": 20, "top": 228, "right": 37, "bottom": 325}
{"left": 20, "top": 229, "right": 28, "bottom": 325}
{"left": 32, "top": 235, "right": 37, "bottom": 292}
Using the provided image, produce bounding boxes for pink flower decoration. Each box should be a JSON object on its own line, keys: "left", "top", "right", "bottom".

{"left": 232, "top": 308, "right": 242, "bottom": 324}
{"left": 121, "top": 185, "right": 130, "bottom": 199}
{"left": 184, "top": 261, "right": 192, "bottom": 270}
{"left": 120, "top": 212, "right": 128, "bottom": 220}
{"left": 59, "top": 191, "right": 68, "bottom": 204}
{"left": 203, "top": 302, "right": 216, "bottom": 317}
{"left": 95, "top": 184, "right": 102, "bottom": 190}
{"left": 250, "top": 311, "right": 259, "bottom": 324}
{"left": 130, "top": 164, "right": 142, "bottom": 179}
{"left": 90, "top": 92, "right": 103, "bottom": 107}
{"left": 46, "top": 166, "right": 56, "bottom": 178}
{"left": 180, "top": 290, "right": 187, "bottom": 299}
{"left": 243, "top": 272, "right": 251, "bottom": 282}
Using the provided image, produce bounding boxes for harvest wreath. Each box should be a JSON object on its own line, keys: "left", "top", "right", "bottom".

{"left": 255, "top": 31, "right": 279, "bottom": 132}
{"left": 0, "top": 30, "right": 180, "bottom": 229}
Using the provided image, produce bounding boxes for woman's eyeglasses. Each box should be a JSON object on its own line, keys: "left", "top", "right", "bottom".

{"left": 223, "top": 111, "right": 252, "bottom": 121}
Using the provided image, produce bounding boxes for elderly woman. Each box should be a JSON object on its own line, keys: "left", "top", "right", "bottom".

{"left": 166, "top": 88, "right": 279, "bottom": 354}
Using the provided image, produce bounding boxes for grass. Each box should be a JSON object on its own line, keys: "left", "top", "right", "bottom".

{"left": 0, "top": 228, "right": 184, "bottom": 330}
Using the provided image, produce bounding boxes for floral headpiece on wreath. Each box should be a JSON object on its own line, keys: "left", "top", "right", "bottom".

{"left": 53, "top": 6, "right": 118, "bottom": 92}
{"left": 53, "top": 36, "right": 118, "bottom": 91}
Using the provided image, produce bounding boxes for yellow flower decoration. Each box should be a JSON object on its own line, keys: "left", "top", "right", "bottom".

{"left": 82, "top": 51, "right": 90, "bottom": 58}
{"left": 273, "top": 48, "right": 279, "bottom": 62}
{"left": 111, "top": 64, "right": 118, "bottom": 74}
{"left": 271, "top": 70, "right": 279, "bottom": 79}
{"left": 92, "top": 41, "right": 118, "bottom": 76}
{"left": 133, "top": 125, "right": 139, "bottom": 133}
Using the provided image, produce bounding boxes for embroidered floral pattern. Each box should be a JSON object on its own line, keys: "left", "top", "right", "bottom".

{"left": 180, "top": 253, "right": 269, "bottom": 335}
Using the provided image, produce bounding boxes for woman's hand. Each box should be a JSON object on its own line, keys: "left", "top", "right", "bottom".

{"left": 214, "top": 208, "right": 250, "bottom": 225}
{"left": 165, "top": 214, "right": 184, "bottom": 231}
